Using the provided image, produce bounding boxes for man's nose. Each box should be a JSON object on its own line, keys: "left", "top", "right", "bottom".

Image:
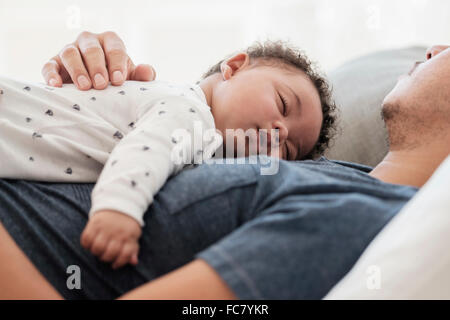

{"left": 272, "top": 121, "right": 289, "bottom": 145}
{"left": 426, "top": 45, "right": 450, "bottom": 60}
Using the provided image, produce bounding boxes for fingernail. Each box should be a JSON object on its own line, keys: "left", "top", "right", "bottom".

{"left": 77, "top": 75, "right": 90, "bottom": 89}
{"left": 112, "top": 70, "right": 123, "bottom": 83}
{"left": 147, "top": 65, "right": 155, "bottom": 79}
{"left": 94, "top": 73, "right": 106, "bottom": 87}
{"left": 49, "top": 78, "right": 57, "bottom": 86}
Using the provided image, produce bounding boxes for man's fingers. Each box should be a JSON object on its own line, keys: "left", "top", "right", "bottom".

{"left": 77, "top": 33, "right": 109, "bottom": 90}
{"left": 129, "top": 64, "right": 156, "bottom": 82}
{"left": 41, "top": 59, "right": 64, "bottom": 87}
{"left": 101, "top": 31, "right": 128, "bottom": 86}
{"left": 44, "top": 31, "right": 103, "bottom": 89}
{"left": 59, "top": 44, "right": 92, "bottom": 90}
{"left": 44, "top": 31, "right": 156, "bottom": 89}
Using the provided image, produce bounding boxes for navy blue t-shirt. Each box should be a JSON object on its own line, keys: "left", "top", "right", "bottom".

{"left": 195, "top": 157, "right": 418, "bottom": 299}
{"left": 0, "top": 157, "right": 417, "bottom": 299}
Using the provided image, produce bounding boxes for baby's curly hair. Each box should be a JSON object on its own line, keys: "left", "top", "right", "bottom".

{"left": 201, "top": 40, "right": 338, "bottom": 159}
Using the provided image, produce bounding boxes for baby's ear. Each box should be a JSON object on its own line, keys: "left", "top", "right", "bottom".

{"left": 220, "top": 53, "right": 250, "bottom": 80}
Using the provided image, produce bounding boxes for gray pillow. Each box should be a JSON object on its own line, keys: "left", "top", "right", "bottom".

{"left": 324, "top": 46, "right": 427, "bottom": 167}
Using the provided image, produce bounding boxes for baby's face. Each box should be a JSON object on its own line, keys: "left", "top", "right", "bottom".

{"left": 210, "top": 59, "right": 323, "bottom": 160}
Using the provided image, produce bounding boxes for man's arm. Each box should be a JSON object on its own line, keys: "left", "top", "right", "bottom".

{"left": 0, "top": 222, "right": 62, "bottom": 299}
{"left": 0, "top": 220, "right": 235, "bottom": 299}
{"left": 119, "top": 259, "right": 237, "bottom": 300}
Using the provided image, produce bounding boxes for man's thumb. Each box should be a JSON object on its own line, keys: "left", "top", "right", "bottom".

{"left": 130, "top": 64, "right": 155, "bottom": 81}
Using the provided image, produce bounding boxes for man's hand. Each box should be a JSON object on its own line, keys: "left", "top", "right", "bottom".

{"left": 81, "top": 210, "right": 142, "bottom": 269}
{"left": 42, "top": 31, "right": 156, "bottom": 90}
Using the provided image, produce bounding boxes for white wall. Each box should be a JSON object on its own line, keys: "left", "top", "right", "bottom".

{"left": 0, "top": 0, "right": 449, "bottom": 83}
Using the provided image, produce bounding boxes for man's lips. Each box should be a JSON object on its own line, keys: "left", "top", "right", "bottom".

{"left": 408, "top": 61, "right": 424, "bottom": 76}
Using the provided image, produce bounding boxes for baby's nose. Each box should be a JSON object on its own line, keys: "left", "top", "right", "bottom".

{"left": 272, "top": 121, "right": 289, "bottom": 144}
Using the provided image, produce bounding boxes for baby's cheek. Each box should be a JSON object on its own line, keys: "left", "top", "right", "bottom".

{"left": 253, "top": 98, "right": 278, "bottom": 122}
{"left": 223, "top": 94, "right": 272, "bottom": 130}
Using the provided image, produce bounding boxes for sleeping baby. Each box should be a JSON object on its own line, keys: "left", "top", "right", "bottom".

{"left": 0, "top": 40, "right": 325, "bottom": 269}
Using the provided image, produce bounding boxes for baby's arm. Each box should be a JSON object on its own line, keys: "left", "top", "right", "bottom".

{"left": 81, "top": 95, "right": 220, "bottom": 269}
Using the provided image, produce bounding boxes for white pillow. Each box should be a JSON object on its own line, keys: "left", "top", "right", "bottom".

{"left": 324, "top": 155, "right": 450, "bottom": 299}
{"left": 325, "top": 46, "right": 426, "bottom": 167}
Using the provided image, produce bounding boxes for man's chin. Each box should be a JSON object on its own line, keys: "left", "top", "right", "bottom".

{"left": 382, "top": 88, "right": 399, "bottom": 110}
{"left": 382, "top": 75, "right": 413, "bottom": 109}
{"left": 381, "top": 101, "right": 398, "bottom": 123}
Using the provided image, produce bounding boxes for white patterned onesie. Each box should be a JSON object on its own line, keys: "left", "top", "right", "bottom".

{"left": 0, "top": 76, "right": 221, "bottom": 225}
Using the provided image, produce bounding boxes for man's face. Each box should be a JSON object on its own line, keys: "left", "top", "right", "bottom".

{"left": 381, "top": 45, "right": 450, "bottom": 148}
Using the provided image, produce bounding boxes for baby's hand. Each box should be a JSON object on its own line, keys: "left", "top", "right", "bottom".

{"left": 81, "top": 210, "right": 142, "bottom": 269}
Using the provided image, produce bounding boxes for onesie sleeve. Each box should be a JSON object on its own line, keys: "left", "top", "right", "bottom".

{"left": 89, "top": 95, "right": 222, "bottom": 226}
